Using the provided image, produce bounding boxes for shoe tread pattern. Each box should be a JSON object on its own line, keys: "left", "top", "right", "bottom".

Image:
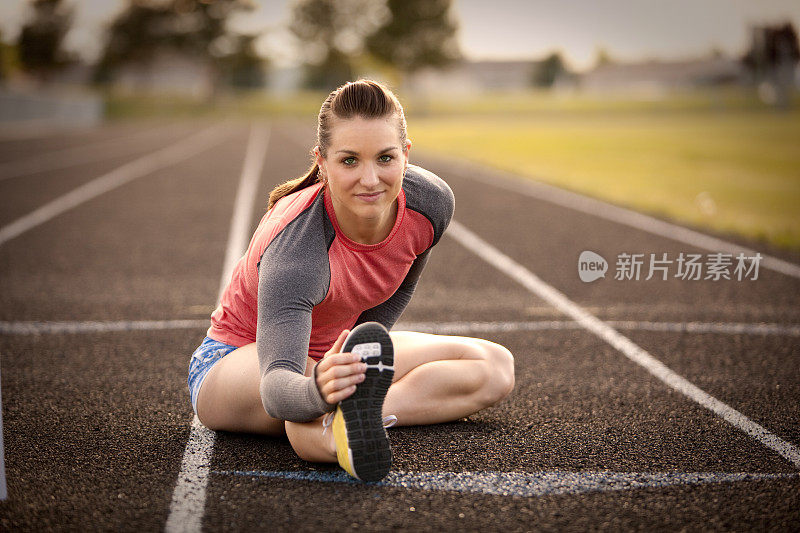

{"left": 340, "top": 322, "right": 394, "bottom": 482}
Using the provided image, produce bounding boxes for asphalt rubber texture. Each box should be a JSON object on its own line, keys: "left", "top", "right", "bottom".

{"left": 0, "top": 119, "right": 798, "bottom": 531}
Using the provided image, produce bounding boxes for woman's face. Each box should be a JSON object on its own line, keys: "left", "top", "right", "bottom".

{"left": 316, "top": 116, "right": 411, "bottom": 238}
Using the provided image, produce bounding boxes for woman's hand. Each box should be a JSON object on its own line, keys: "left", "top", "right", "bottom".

{"left": 315, "top": 329, "right": 367, "bottom": 405}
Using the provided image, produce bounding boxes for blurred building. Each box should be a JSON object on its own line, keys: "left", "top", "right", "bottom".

{"left": 404, "top": 59, "right": 575, "bottom": 94}
{"left": 580, "top": 57, "right": 746, "bottom": 94}
{"left": 399, "top": 56, "right": 752, "bottom": 95}
{"left": 111, "top": 50, "right": 211, "bottom": 97}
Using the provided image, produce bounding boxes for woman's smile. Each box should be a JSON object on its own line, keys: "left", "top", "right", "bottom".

{"left": 355, "top": 190, "right": 384, "bottom": 202}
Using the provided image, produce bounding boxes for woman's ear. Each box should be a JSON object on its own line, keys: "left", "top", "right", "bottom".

{"left": 313, "top": 146, "right": 326, "bottom": 180}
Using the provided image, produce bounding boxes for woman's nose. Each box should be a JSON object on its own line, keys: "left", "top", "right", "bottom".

{"left": 360, "top": 164, "right": 380, "bottom": 187}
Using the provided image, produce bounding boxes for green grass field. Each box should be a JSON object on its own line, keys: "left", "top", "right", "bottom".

{"left": 407, "top": 91, "right": 800, "bottom": 251}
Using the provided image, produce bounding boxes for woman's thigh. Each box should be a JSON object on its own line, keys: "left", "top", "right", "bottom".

{"left": 389, "top": 330, "right": 500, "bottom": 382}
{"left": 195, "top": 342, "right": 316, "bottom": 435}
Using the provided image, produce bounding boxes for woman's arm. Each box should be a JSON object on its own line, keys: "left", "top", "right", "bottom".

{"left": 256, "top": 238, "right": 335, "bottom": 422}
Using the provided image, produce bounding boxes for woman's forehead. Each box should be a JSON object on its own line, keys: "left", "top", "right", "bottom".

{"left": 328, "top": 116, "right": 402, "bottom": 149}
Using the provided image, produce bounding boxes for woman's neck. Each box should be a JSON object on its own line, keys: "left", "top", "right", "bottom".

{"left": 333, "top": 198, "right": 398, "bottom": 245}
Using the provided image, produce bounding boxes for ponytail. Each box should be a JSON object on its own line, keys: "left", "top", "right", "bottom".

{"left": 267, "top": 161, "right": 320, "bottom": 210}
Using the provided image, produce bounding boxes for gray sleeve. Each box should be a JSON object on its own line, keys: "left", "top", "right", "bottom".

{"left": 403, "top": 165, "right": 455, "bottom": 246}
{"left": 355, "top": 249, "right": 430, "bottom": 329}
{"left": 256, "top": 200, "right": 336, "bottom": 422}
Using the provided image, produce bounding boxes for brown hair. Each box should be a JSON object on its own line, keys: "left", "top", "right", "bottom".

{"left": 267, "top": 79, "right": 407, "bottom": 210}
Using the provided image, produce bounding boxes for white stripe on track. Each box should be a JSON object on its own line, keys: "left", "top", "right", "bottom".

{"left": 0, "top": 125, "right": 171, "bottom": 182}
{"left": 426, "top": 154, "right": 800, "bottom": 280}
{"left": 0, "top": 124, "right": 230, "bottom": 247}
{"left": 396, "top": 320, "right": 800, "bottom": 337}
{"left": 217, "top": 469, "right": 798, "bottom": 498}
{"left": 2, "top": 319, "right": 798, "bottom": 337}
{"left": 165, "top": 123, "right": 270, "bottom": 533}
{"left": 447, "top": 220, "right": 800, "bottom": 469}
{"left": 607, "top": 320, "right": 800, "bottom": 336}
{"left": 217, "top": 124, "right": 270, "bottom": 303}
{"left": 0, "top": 319, "right": 209, "bottom": 334}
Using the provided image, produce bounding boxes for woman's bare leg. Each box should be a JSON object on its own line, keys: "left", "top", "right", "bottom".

{"left": 196, "top": 332, "right": 515, "bottom": 463}
{"left": 287, "top": 331, "right": 515, "bottom": 462}
{"left": 383, "top": 331, "right": 515, "bottom": 426}
{"left": 196, "top": 343, "right": 336, "bottom": 460}
{"left": 195, "top": 343, "right": 287, "bottom": 436}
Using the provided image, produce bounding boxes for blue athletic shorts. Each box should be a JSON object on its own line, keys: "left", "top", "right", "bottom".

{"left": 188, "top": 336, "right": 238, "bottom": 415}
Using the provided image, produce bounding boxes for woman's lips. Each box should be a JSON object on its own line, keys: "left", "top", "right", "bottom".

{"left": 356, "top": 191, "right": 383, "bottom": 202}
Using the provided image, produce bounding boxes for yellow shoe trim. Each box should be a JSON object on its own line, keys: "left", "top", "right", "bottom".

{"left": 331, "top": 406, "right": 358, "bottom": 479}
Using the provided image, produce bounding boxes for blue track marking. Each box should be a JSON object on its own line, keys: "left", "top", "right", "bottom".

{"left": 213, "top": 470, "right": 797, "bottom": 497}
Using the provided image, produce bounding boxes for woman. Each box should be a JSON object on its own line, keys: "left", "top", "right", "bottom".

{"left": 188, "top": 79, "right": 515, "bottom": 482}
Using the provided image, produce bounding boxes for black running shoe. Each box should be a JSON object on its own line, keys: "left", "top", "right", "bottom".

{"left": 331, "top": 322, "right": 395, "bottom": 481}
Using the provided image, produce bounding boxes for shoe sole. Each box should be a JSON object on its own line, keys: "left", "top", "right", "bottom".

{"left": 339, "top": 322, "right": 394, "bottom": 482}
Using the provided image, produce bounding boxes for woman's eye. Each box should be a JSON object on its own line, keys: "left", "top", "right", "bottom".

{"left": 342, "top": 157, "right": 356, "bottom": 165}
{"left": 379, "top": 155, "right": 392, "bottom": 163}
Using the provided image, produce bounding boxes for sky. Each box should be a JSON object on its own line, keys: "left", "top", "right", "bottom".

{"left": 1, "top": 0, "right": 799, "bottom": 71}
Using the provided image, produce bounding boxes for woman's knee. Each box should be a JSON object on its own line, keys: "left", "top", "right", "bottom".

{"left": 473, "top": 339, "right": 515, "bottom": 405}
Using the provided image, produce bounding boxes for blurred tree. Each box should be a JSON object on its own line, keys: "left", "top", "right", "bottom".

{"left": 742, "top": 22, "right": 799, "bottom": 109}
{"left": 289, "top": 0, "right": 387, "bottom": 90}
{"left": 93, "top": 1, "right": 173, "bottom": 84}
{"left": 17, "top": 0, "right": 75, "bottom": 83}
{"left": 365, "top": 0, "right": 460, "bottom": 82}
{"left": 708, "top": 46, "right": 725, "bottom": 60}
{"left": 220, "top": 34, "right": 267, "bottom": 89}
{"left": 0, "top": 30, "right": 17, "bottom": 83}
{"left": 593, "top": 47, "right": 614, "bottom": 68}
{"left": 95, "top": 0, "right": 260, "bottom": 97}
{"left": 0, "top": 30, "right": 6, "bottom": 83}
{"left": 532, "top": 52, "right": 566, "bottom": 88}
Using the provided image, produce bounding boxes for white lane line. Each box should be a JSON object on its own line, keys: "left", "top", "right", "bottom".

{"left": 608, "top": 321, "right": 800, "bottom": 336}
{"left": 447, "top": 220, "right": 800, "bottom": 469}
{"left": 217, "top": 124, "right": 270, "bottom": 303}
{"left": 0, "top": 320, "right": 209, "bottom": 334}
{"left": 2, "top": 319, "right": 798, "bottom": 337}
{"left": 0, "top": 125, "right": 174, "bottom": 181}
{"left": 165, "top": 123, "right": 270, "bottom": 533}
{"left": 0, "top": 124, "right": 231, "bottom": 248}
{"left": 215, "top": 469, "right": 797, "bottom": 497}
{"left": 397, "top": 320, "right": 800, "bottom": 337}
{"left": 424, "top": 153, "right": 800, "bottom": 280}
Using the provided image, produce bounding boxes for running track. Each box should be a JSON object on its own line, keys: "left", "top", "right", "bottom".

{"left": 0, "top": 120, "right": 798, "bottom": 531}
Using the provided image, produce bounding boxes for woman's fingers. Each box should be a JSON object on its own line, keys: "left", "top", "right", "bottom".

{"left": 316, "top": 356, "right": 363, "bottom": 404}
{"left": 321, "top": 373, "right": 365, "bottom": 404}
{"left": 324, "top": 385, "right": 357, "bottom": 405}
{"left": 317, "top": 352, "right": 361, "bottom": 375}
{"left": 316, "top": 329, "right": 368, "bottom": 403}
{"left": 328, "top": 360, "right": 367, "bottom": 378}
{"left": 320, "top": 361, "right": 366, "bottom": 387}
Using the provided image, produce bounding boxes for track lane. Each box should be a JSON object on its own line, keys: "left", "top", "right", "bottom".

{"left": 0, "top": 127, "right": 248, "bottom": 322}
{"left": 0, "top": 123, "right": 222, "bottom": 228}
